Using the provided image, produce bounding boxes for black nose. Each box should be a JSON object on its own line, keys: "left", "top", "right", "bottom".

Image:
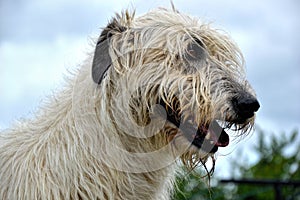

{"left": 232, "top": 95, "right": 260, "bottom": 120}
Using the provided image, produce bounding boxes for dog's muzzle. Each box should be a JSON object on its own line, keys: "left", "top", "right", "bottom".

{"left": 159, "top": 94, "right": 260, "bottom": 153}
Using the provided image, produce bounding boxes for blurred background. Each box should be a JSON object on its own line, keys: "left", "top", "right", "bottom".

{"left": 1, "top": 0, "right": 299, "bottom": 199}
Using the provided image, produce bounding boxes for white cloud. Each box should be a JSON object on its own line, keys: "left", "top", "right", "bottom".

{"left": 0, "top": 36, "right": 91, "bottom": 127}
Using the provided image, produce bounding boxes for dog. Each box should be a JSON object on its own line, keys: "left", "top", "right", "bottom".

{"left": 0, "top": 7, "right": 259, "bottom": 200}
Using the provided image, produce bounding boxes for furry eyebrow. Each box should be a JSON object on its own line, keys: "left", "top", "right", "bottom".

{"left": 192, "top": 36, "right": 205, "bottom": 47}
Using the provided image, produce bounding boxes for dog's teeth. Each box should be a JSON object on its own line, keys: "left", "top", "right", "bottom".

{"left": 205, "top": 133, "right": 211, "bottom": 140}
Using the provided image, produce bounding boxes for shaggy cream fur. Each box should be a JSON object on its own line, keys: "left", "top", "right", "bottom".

{"left": 0, "top": 7, "right": 259, "bottom": 200}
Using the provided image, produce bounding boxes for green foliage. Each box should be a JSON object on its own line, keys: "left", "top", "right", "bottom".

{"left": 173, "top": 169, "right": 229, "bottom": 200}
{"left": 172, "top": 129, "right": 300, "bottom": 200}
{"left": 231, "top": 128, "right": 300, "bottom": 200}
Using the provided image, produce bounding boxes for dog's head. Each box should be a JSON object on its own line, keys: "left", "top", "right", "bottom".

{"left": 91, "top": 8, "right": 259, "bottom": 173}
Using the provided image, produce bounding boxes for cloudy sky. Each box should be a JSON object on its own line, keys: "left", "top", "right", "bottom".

{"left": 0, "top": 0, "right": 299, "bottom": 178}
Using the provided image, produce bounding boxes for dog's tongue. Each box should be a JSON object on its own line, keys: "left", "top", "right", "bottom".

{"left": 208, "top": 120, "right": 229, "bottom": 147}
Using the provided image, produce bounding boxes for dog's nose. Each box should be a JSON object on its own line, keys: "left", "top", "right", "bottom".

{"left": 232, "top": 96, "right": 260, "bottom": 119}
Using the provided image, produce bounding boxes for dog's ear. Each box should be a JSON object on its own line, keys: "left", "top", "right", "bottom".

{"left": 92, "top": 19, "right": 127, "bottom": 84}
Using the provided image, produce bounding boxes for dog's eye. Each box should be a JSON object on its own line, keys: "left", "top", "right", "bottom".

{"left": 186, "top": 42, "right": 207, "bottom": 61}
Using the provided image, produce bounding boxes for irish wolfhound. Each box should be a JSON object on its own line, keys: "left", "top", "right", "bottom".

{"left": 0, "top": 8, "right": 259, "bottom": 200}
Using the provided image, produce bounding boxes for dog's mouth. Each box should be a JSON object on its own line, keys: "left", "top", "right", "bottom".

{"left": 180, "top": 119, "right": 229, "bottom": 153}
{"left": 159, "top": 99, "right": 229, "bottom": 153}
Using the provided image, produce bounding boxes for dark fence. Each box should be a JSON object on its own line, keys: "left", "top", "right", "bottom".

{"left": 220, "top": 179, "right": 300, "bottom": 200}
